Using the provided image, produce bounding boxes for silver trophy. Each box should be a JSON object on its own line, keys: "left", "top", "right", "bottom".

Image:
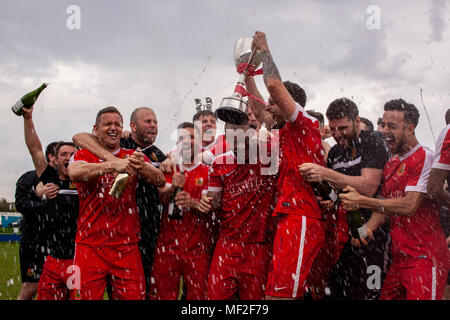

{"left": 215, "top": 38, "right": 262, "bottom": 125}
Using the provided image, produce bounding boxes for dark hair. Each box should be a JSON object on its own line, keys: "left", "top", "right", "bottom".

{"left": 377, "top": 117, "right": 383, "bottom": 126}
{"left": 55, "top": 142, "right": 77, "bottom": 156}
{"left": 95, "top": 106, "right": 123, "bottom": 126}
{"left": 383, "top": 99, "right": 420, "bottom": 128}
{"left": 45, "top": 141, "right": 61, "bottom": 162}
{"left": 130, "top": 107, "right": 154, "bottom": 123}
{"left": 446, "top": 108, "right": 450, "bottom": 125}
{"left": 326, "top": 98, "right": 359, "bottom": 121}
{"left": 306, "top": 110, "right": 324, "bottom": 127}
{"left": 360, "top": 117, "right": 374, "bottom": 131}
{"left": 283, "top": 81, "right": 307, "bottom": 107}
{"left": 193, "top": 110, "right": 216, "bottom": 122}
{"left": 177, "top": 122, "right": 194, "bottom": 130}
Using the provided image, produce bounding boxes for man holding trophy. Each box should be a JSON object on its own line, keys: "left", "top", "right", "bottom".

{"left": 248, "top": 31, "right": 325, "bottom": 300}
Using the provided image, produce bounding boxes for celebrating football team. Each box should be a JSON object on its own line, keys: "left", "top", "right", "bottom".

{"left": 14, "top": 31, "right": 449, "bottom": 301}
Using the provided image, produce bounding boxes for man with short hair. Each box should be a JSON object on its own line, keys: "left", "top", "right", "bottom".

{"left": 15, "top": 105, "right": 60, "bottom": 300}
{"left": 150, "top": 122, "right": 214, "bottom": 300}
{"left": 340, "top": 99, "right": 450, "bottom": 300}
{"left": 193, "top": 109, "right": 219, "bottom": 152}
{"left": 360, "top": 117, "right": 374, "bottom": 132}
{"left": 35, "top": 142, "right": 79, "bottom": 300}
{"left": 68, "top": 106, "right": 165, "bottom": 300}
{"left": 72, "top": 106, "right": 166, "bottom": 299}
{"left": 249, "top": 31, "right": 325, "bottom": 300}
{"left": 300, "top": 97, "right": 390, "bottom": 300}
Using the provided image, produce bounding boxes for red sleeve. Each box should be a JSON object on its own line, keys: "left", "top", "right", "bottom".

{"left": 288, "top": 103, "right": 320, "bottom": 131}
{"left": 433, "top": 126, "right": 450, "bottom": 170}
{"left": 405, "top": 148, "right": 434, "bottom": 194}
{"left": 72, "top": 149, "right": 96, "bottom": 163}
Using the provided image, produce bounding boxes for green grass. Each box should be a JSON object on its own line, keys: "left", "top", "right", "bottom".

{"left": 0, "top": 228, "right": 16, "bottom": 234}
{"left": 0, "top": 242, "right": 21, "bottom": 300}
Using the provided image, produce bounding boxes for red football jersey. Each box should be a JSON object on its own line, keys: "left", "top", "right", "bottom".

{"left": 274, "top": 103, "right": 324, "bottom": 219}
{"left": 157, "top": 162, "right": 213, "bottom": 254}
{"left": 201, "top": 134, "right": 225, "bottom": 154}
{"left": 381, "top": 144, "right": 450, "bottom": 268}
{"left": 72, "top": 148, "right": 146, "bottom": 246}
{"left": 208, "top": 151, "right": 277, "bottom": 243}
{"left": 432, "top": 124, "right": 450, "bottom": 170}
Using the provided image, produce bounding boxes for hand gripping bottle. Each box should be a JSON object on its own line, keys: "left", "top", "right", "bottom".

{"left": 12, "top": 83, "right": 48, "bottom": 116}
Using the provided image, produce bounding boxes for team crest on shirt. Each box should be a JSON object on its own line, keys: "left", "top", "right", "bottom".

{"left": 74, "top": 289, "right": 82, "bottom": 300}
{"left": 151, "top": 152, "right": 159, "bottom": 161}
{"left": 350, "top": 147, "right": 357, "bottom": 160}
{"left": 26, "top": 268, "right": 35, "bottom": 278}
{"left": 397, "top": 163, "right": 406, "bottom": 176}
{"left": 69, "top": 182, "right": 77, "bottom": 190}
{"left": 195, "top": 177, "right": 204, "bottom": 186}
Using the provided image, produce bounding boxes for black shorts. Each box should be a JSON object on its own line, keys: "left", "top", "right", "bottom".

{"left": 19, "top": 241, "right": 46, "bottom": 283}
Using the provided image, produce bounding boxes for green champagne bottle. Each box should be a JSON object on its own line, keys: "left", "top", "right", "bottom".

{"left": 347, "top": 209, "right": 365, "bottom": 239}
{"left": 11, "top": 83, "right": 48, "bottom": 116}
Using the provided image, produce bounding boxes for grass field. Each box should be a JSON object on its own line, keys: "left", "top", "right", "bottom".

{"left": 0, "top": 242, "right": 21, "bottom": 300}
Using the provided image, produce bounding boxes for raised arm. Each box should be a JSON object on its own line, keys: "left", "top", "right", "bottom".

{"left": 244, "top": 74, "right": 276, "bottom": 129}
{"left": 252, "top": 31, "right": 296, "bottom": 121}
{"left": 22, "top": 106, "right": 47, "bottom": 177}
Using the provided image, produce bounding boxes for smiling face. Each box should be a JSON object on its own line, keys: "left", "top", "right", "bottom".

{"left": 56, "top": 144, "right": 77, "bottom": 180}
{"left": 131, "top": 108, "right": 158, "bottom": 147}
{"left": 380, "top": 110, "right": 413, "bottom": 155}
{"left": 329, "top": 116, "right": 360, "bottom": 149}
{"left": 177, "top": 127, "right": 196, "bottom": 162}
{"left": 94, "top": 112, "right": 123, "bottom": 151}
{"left": 199, "top": 114, "right": 217, "bottom": 146}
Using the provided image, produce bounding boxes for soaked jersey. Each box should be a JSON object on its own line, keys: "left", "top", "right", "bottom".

{"left": 381, "top": 144, "right": 450, "bottom": 268}
{"left": 157, "top": 163, "right": 214, "bottom": 254}
{"left": 208, "top": 151, "right": 277, "bottom": 243}
{"left": 72, "top": 148, "right": 146, "bottom": 246}
{"left": 275, "top": 103, "right": 324, "bottom": 219}
{"left": 432, "top": 124, "right": 450, "bottom": 170}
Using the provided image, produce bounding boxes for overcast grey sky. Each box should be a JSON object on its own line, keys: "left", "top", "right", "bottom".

{"left": 0, "top": 0, "right": 448, "bottom": 200}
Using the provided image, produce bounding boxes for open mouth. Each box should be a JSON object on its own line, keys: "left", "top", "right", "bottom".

{"left": 64, "top": 163, "right": 69, "bottom": 168}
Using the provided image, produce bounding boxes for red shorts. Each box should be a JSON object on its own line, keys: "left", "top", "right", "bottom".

{"left": 380, "top": 259, "right": 449, "bottom": 300}
{"left": 306, "top": 208, "right": 348, "bottom": 298}
{"left": 207, "top": 240, "right": 272, "bottom": 300}
{"left": 266, "top": 214, "right": 325, "bottom": 298}
{"left": 37, "top": 255, "right": 74, "bottom": 300}
{"left": 72, "top": 243, "right": 145, "bottom": 300}
{"left": 149, "top": 248, "right": 211, "bottom": 300}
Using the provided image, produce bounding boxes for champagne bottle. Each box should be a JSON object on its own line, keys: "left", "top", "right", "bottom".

{"left": 346, "top": 209, "right": 365, "bottom": 239}
{"left": 11, "top": 83, "right": 48, "bottom": 116}
{"left": 168, "top": 186, "right": 183, "bottom": 220}
{"left": 311, "top": 181, "right": 339, "bottom": 209}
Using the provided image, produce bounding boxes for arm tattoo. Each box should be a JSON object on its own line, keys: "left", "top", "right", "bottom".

{"left": 261, "top": 50, "right": 282, "bottom": 83}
